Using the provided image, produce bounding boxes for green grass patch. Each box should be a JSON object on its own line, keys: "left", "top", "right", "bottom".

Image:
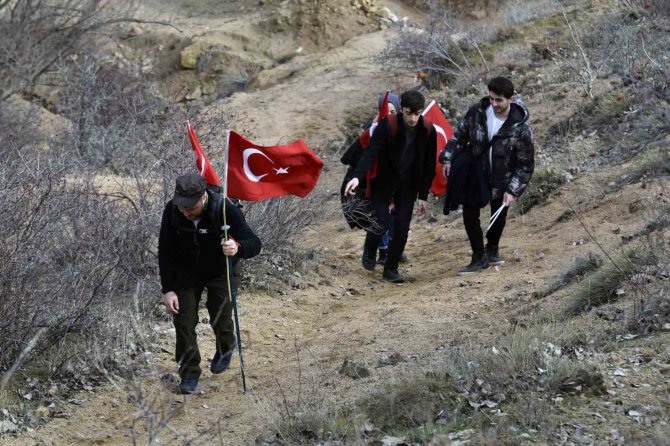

{"left": 563, "top": 257, "right": 635, "bottom": 317}
{"left": 534, "top": 253, "right": 604, "bottom": 299}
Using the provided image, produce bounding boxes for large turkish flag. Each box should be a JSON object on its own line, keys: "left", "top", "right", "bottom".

{"left": 227, "top": 131, "right": 323, "bottom": 201}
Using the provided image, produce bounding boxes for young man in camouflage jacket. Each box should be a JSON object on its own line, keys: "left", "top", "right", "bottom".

{"left": 439, "top": 77, "right": 534, "bottom": 274}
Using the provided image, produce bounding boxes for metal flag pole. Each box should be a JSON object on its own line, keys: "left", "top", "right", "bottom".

{"left": 221, "top": 130, "right": 248, "bottom": 393}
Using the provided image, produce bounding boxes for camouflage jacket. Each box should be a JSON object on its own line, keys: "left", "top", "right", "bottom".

{"left": 439, "top": 97, "right": 534, "bottom": 199}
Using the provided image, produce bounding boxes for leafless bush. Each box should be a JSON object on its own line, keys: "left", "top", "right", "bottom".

{"left": 550, "top": 1, "right": 669, "bottom": 98}
{"left": 383, "top": 1, "right": 491, "bottom": 87}
{"left": 0, "top": 0, "right": 139, "bottom": 101}
{"left": 627, "top": 202, "right": 670, "bottom": 334}
{"left": 54, "top": 56, "right": 182, "bottom": 172}
{"left": 501, "top": 0, "right": 562, "bottom": 25}
{"left": 0, "top": 146, "right": 167, "bottom": 378}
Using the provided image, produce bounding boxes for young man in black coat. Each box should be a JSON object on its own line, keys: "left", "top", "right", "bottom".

{"left": 344, "top": 90, "right": 437, "bottom": 283}
{"left": 159, "top": 173, "right": 262, "bottom": 394}
{"left": 439, "top": 77, "right": 534, "bottom": 274}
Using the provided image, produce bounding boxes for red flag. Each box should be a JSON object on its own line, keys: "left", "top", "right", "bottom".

{"left": 187, "top": 122, "right": 222, "bottom": 187}
{"left": 227, "top": 131, "right": 323, "bottom": 201}
{"left": 422, "top": 100, "right": 454, "bottom": 196}
{"left": 358, "top": 90, "right": 390, "bottom": 148}
{"left": 358, "top": 91, "right": 390, "bottom": 198}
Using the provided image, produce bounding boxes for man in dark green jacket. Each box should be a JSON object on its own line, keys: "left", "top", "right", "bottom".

{"left": 440, "top": 77, "right": 534, "bottom": 274}
{"left": 159, "top": 173, "right": 261, "bottom": 394}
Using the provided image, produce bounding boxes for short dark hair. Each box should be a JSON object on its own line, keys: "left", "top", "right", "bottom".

{"left": 400, "top": 90, "right": 425, "bottom": 113}
{"left": 487, "top": 77, "right": 515, "bottom": 98}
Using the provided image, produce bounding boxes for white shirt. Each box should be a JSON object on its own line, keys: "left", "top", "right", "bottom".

{"left": 486, "top": 105, "right": 506, "bottom": 168}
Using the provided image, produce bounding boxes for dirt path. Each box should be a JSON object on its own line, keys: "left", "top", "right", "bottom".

{"left": 6, "top": 147, "right": 658, "bottom": 445}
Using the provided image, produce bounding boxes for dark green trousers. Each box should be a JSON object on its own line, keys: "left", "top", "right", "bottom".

{"left": 172, "top": 267, "right": 238, "bottom": 381}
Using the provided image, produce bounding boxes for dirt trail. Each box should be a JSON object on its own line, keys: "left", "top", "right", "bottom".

{"left": 3, "top": 1, "right": 668, "bottom": 445}
{"left": 6, "top": 151, "right": 657, "bottom": 445}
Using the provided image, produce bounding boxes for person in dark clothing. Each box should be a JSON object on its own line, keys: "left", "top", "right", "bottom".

{"left": 159, "top": 173, "right": 262, "bottom": 394}
{"left": 439, "top": 77, "right": 534, "bottom": 275}
{"left": 344, "top": 90, "right": 437, "bottom": 283}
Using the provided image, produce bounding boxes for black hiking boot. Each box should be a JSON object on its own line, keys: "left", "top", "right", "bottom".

{"left": 176, "top": 378, "right": 198, "bottom": 395}
{"left": 486, "top": 245, "right": 505, "bottom": 265}
{"left": 210, "top": 344, "right": 235, "bottom": 374}
{"left": 383, "top": 268, "right": 405, "bottom": 283}
{"left": 457, "top": 254, "right": 490, "bottom": 275}
{"left": 362, "top": 246, "right": 376, "bottom": 271}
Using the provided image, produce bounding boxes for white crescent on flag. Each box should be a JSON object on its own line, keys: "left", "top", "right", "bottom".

{"left": 243, "top": 148, "right": 274, "bottom": 182}
{"left": 433, "top": 123, "right": 447, "bottom": 144}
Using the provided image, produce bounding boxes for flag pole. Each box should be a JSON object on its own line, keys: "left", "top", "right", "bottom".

{"left": 223, "top": 130, "right": 230, "bottom": 200}
{"left": 221, "top": 130, "right": 248, "bottom": 394}
{"left": 226, "top": 134, "right": 249, "bottom": 395}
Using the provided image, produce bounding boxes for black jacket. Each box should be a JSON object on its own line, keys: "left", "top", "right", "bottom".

{"left": 352, "top": 114, "right": 437, "bottom": 202}
{"left": 439, "top": 97, "right": 534, "bottom": 199}
{"left": 158, "top": 190, "right": 262, "bottom": 293}
{"left": 443, "top": 149, "right": 491, "bottom": 214}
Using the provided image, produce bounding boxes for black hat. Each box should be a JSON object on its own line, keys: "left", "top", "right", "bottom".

{"left": 173, "top": 173, "right": 206, "bottom": 207}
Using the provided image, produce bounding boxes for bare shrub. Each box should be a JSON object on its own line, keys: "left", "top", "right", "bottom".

{"left": 0, "top": 0, "right": 139, "bottom": 101}
{"left": 383, "top": 2, "right": 491, "bottom": 88}
{"left": 501, "top": 0, "right": 562, "bottom": 25}
{"left": 627, "top": 202, "right": 670, "bottom": 334}
{"left": 54, "top": 56, "right": 181, "bottom": 172}
{"left": 0, "top": 146, "right": 167, "bottom": 377}
{"left": 549, "top": 1, "right": 670, "bottom": 98}
{"left": 259, "top": 342, "right": 350, "bottom": 445}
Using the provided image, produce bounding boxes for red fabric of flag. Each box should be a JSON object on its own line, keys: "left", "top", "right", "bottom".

{"left": 422, "top": 100, "right": 455, "bottom": 196}
{"left": 358, "top": 91, "right": 390, "bottom": 198}
{"left": 227, "top": 131, "right": 323, "bottom": 201}
{"left": 187, "top": 122, "right": 222, "bottom": 187}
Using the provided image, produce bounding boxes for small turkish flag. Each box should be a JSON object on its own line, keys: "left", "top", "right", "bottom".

{"left": 358, "top": 90, "right": 391, "bottom": 198}
{"left": 422, "top": 100, "right": 454, "bottom": 196}
{"left": 227, "top": 131, "right": 324, "bottom": 201}
{"left": 187, "top": 122, "right": 222, "bottom": 188}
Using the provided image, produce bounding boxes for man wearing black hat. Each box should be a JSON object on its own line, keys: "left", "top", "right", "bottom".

{"left": 159, "top": 173, "right": 261, "bottom": 394}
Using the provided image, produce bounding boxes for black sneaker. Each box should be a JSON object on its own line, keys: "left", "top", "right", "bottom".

{"left": 457, "top": 255, "right": 489, "bottom": 275}
{"left": 362, "top": 247, "right": 376, "bottom": 271}
{"left": 210, "top": 345, "right": 235, "bottom": 374}
{"left": 176, "top": 378, "right": 198, "bottom": 395}
{"left": 486, "top": 246, "right": 505, "bottom": 265}
{"left": 383, "top": 268, "right": 405, "bottom": 283}
{"left": 377, "top": 249, "right": 388, "bottom": 265}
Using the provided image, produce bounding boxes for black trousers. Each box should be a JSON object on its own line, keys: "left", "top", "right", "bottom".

{"left": 172, "top": 264, "right": 238, "bottom": 381}
{"left": 462, "top": 196, "right": 508, "bottom": 257}
{"left": 364, "top": 184, "right": 415, "bottom": 271}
